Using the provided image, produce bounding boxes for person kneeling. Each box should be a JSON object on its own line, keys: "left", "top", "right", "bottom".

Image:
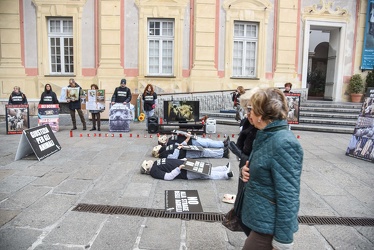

{"left": 140, "top": 158, "right": 233, "bottom": 180}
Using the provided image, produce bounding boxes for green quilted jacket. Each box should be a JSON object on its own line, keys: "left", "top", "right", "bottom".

{"left": 240, "top": 120, "right": 303, "bottom": 244}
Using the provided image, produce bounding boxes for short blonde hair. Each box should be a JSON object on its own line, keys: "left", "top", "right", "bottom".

{"left": 250, "top": 87, "right": 288, "bottom": 122}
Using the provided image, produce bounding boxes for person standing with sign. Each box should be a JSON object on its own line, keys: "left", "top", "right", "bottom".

{"left": 111, "top": 79, "right": 132, "bottom": 105}
{"left": 39, "top": 84, "right": 59, "bottom": 104}
{"left": 89, "top": 84, "right": 102, "bottom": 131}
{"left": 67, "top": 78, "right": 86, "bottom": 130}
{"left": 142, "top": 83, "right": 157, "bottom": 131}
{"left": 8, "top": 86, "right": 28, "bottom": 104}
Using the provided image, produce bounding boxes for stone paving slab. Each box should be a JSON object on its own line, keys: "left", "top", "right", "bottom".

{"left": 0, "top": 117, "right": 373, "bottom": 249}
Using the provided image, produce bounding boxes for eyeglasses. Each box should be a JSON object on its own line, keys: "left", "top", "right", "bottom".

{"left": 247, "top": 105, "right": 252, "bottom": 113}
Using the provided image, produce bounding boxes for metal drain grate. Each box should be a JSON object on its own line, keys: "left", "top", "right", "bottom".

{"left": 72, "top": 203, "right": 374, "bottom": 226}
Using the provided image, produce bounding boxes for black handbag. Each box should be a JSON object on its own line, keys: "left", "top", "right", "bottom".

{"left": 222, "top": 180, "right": 245, "bottom": 232}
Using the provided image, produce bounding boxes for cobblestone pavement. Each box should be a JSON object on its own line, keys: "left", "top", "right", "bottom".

{"left": 0, "top": 114, "right": 373, "bottom": 250}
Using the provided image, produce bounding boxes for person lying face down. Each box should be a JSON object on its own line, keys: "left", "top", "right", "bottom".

{"left": 158, "top": 132, "right": 230, "bottom": 148}
{"left": 140, "top": 158, "right": 233, "bottom": 181}
{"left": 152, "top": 140, "right": 229, "bottom": 159}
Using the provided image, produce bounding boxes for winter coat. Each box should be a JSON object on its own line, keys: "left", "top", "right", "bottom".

{"left": 8, "top": 91, "right": 28, "bottom": 105}
{"left": 142, "top": 92, "right": 157, "bottom": 111}
{"left": 240, "top": 120, "right": 303, "bottom": 244}
{"left": 111, "top": 86, "right": 132, "bottom": 103}
{"left": 39, "top": 85, "right": 59, "bottom": 104}
{"left": 67, "top": 83, "right": 82, "bottom": 110}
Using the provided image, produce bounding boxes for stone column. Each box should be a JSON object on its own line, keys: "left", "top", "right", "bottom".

{"left": 273, "top": 0, "right": 298, "bottom": 81}
{"left": 190, "top": 0, "right": 218, "bottom": 82}
{"left": 97, "top": 0, "right": 123, "bottom": 76}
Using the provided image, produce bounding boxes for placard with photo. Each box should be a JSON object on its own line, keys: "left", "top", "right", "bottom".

{"left": 5, "top": 104, "right": 30, "bottom": 134}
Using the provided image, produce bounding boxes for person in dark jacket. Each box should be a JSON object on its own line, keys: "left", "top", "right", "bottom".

{"left": 8, "top": 86, "right": 28, "bottom": 105}
{"left": 111, "top": 79, "right": 132, "bottom": 105}
{"left": 283, "top": 82, "right": 293, "bottom": 93}
{"left": 231, "top": 86, "right": 245, "bottom": 122}
{"left": 142, "top": 83, "right": 157, "bottom": 130}
{"left": 240, "top": 87, "right": 303, "bottom": 250}
{"left": 39, "top": 84, "right": 59, "bottom": 104}
{"left": 140, "top": 158, "right": 233, "bottom": 180}
{"left": 67, "top": 78, "right": 86, "bottom": 130}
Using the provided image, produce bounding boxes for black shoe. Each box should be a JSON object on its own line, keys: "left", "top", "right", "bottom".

{"left": 227, "top": 171, "right": 234, "bottom": 178}
{"left": 83, "top": 127, "right": 87, "bottom": 130}
{"left": 223, "top": 146, "right": 230, "bottom": 159}
{"left": 97, "top": 128, "right": 101, "bottom": 131}
{"left": 228, "top": 141, "right": 242, "bottom": 158}
{"left": 71, "top": 127, "right": 77, "bottom": 130}
{"left": 90, "top": 128, "right": 96, "bottom": 131}
{"left": 223, "top": 136, "right": 230, "bottom": 147}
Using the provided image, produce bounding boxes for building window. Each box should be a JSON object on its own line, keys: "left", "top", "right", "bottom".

{"left": 233, "top": 22, "right": 258, "bottom": 78}
{"left": 48, "top": 18, "right": 74, "bottom": 74}
{"left": 148, "top": 19, "right": 174, "bottom": 76}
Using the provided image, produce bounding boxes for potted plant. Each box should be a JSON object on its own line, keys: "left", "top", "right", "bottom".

{"left": 348, "top": 74, "right": 364, "bottom": 102}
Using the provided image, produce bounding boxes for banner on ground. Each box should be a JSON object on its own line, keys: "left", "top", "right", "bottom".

{"left": 165, "top": 190, "right": 203, "bottom": 213}
{"left": 15, "top": 124, "right": 61, "bottom": 161}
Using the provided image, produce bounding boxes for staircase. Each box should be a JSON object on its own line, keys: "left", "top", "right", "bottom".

{"left": 201, "top": 101, "right": 363, "bottom": 134}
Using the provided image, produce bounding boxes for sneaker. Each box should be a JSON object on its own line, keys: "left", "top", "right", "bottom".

{"left": 225, "top": 162, "right": 231, "bottom": 173}
{"left": 223, "top": 136, "right": 230, "bottom": 147}
{"left": 227, "top": 171, "right": 234, "bottom": 178}
{"left": 223, "top": 146, "right": 230, "bottom": 159}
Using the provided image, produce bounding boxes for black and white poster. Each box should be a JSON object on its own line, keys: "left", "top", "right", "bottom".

{"left": 183, "top": 159, "right": 212, "bottom": 176}
{"left": 109, "top": 103, "right": 133, "bottom": 132}
{"left": 284, "top": 93, "right": 301, "bottom": 124}
{"left": 346, "top": 88, "right": 374, "bottom": 162}
{"left": 15, "top": 124, "right": 61, "bottom": 161}
{"left": 5, "top": 104, "right": 30, "bottom": 134}
{"left": 165, "top": 190, "right": 203, "bottom": 213}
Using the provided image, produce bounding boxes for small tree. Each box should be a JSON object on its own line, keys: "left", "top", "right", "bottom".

{"left": 348, "top": 74, "right": 364, "bottom": 94}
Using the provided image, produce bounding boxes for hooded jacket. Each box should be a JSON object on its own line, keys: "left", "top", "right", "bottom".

{"left": 240, "top": 120, "right": 303, "bottom": 244}
{"left": 39, "top": 84, "right": 59, "bottom": 104}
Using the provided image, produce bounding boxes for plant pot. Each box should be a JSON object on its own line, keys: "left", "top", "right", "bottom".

{"left": 350, "top": 93, "right": 363, "bottom": 103}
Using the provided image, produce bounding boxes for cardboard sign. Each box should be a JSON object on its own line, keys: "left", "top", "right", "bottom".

{"left": 15, "top": 124, "right": 61, "bottom": 161}
{"left": 181, "top": 145, "right": 204, "bottom": 151}
{"left": 5, "top": 104, "right": 30, "bottom": 134}
{"left": 172, "top": 130, "right": 198, "bottom": 140}
{"left": 81, "top": 89, "right": 105, "bottom": 111}
{"left": 38, "top": 104, "right": 59, "bottom": 132}
{"left": 284, "top": 93, "right": 301, "bottom": 124}
{"left": 165, "top": 190, "right": 203, "bottom": 213}
{"left": 183, "top": 159, "right": 212, "bottom": 176}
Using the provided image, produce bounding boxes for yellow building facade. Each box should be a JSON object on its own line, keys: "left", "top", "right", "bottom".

{"left": 0, "top": 0, "right": 368, "bottom": 115}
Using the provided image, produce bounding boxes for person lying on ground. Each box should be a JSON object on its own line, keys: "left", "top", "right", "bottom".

{"left": 158, "top": 131, "right": 230, "bottom": 148}
{"left": 140, "top": 158, "right": 233, "bottom": 180}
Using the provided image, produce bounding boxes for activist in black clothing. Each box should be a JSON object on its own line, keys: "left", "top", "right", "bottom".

{"left": 39, "top": 84, "right": 59, "bottom": 104}
{"left": 111, "top": 79, "right": 132, "bottom": 104}
{"left": 67, "top": 78, "right": 86, "bottom": 130}
{"left": 142, "top": 83, "right": 157, "bottom": 130}
{"left": 8, "top": 86, "right": 28, "bottom": 105}
{"left": 140, "top": 158, "right": 233, "bottom": 181}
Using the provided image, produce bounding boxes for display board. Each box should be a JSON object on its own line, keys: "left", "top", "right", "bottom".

{"left": 38, "top": 104, "right": 59, "bottom": 132}
{"left": 346, "top": 88, "right": 374, "bottom": 162}
{"left": 165, "top": 190, "right": 203, "bottom": 213}
{"left": 285, "top": 93, "right": 301, "bottom": 124}
{"left": 5, "top": 104, "right": 30, "bottom": 134}
{"left": 109, "top": 103, "right": 133, "bottom": 132}
{"left": 163, "top": 101, "right": 200, "bottom": 123}
{"left": 80, "top": 89, "right": 105, "bottom": 111}
{"left": 15, "top": 124, "right": 61, "bottom": 161}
